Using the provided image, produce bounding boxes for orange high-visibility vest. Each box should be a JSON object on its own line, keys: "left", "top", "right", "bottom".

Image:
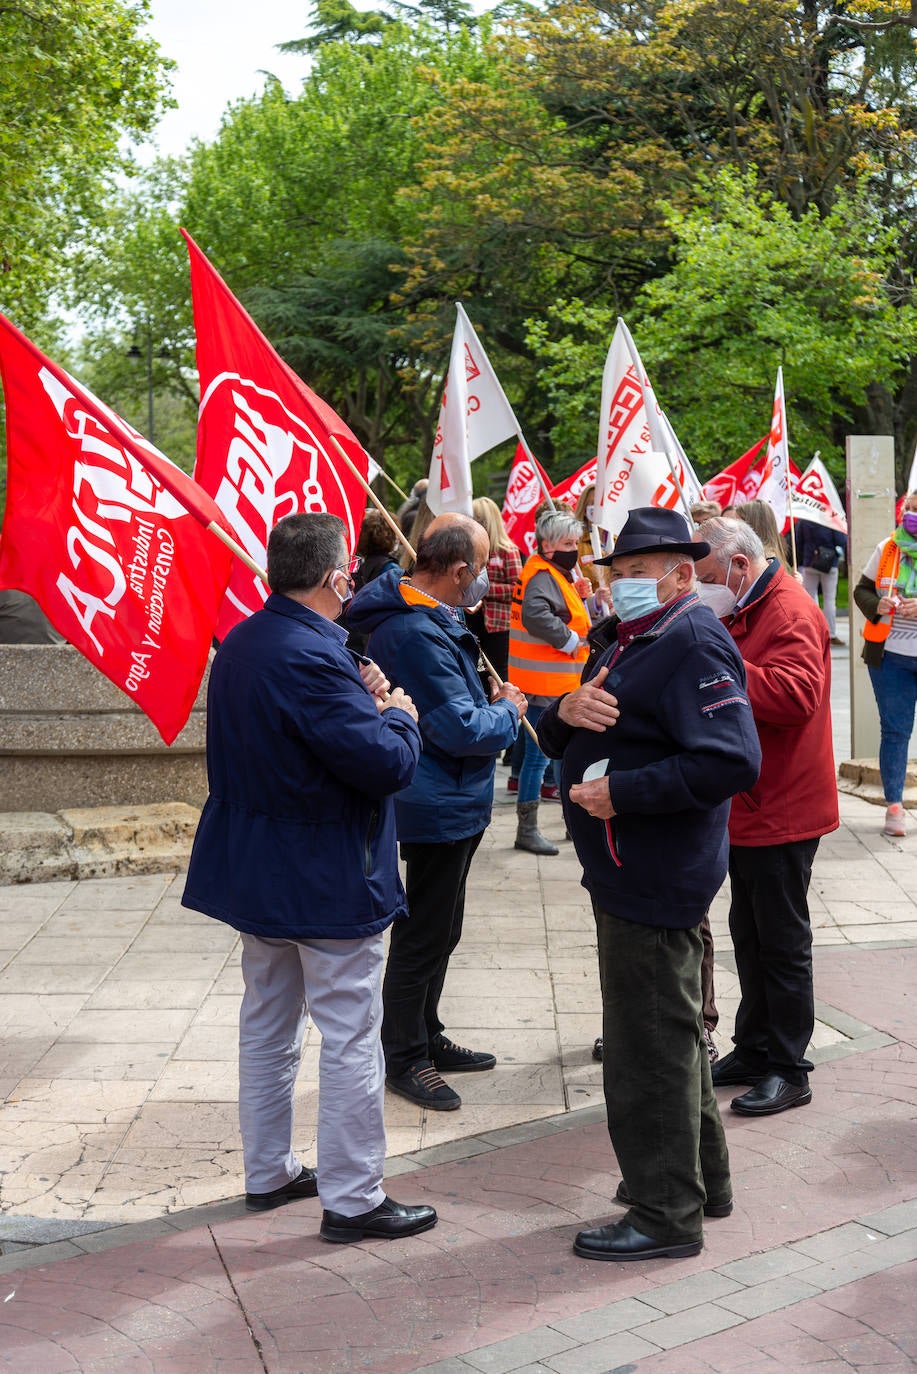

{"left": 863, "top": 538, "right": 901, "bottom": 645}
{"left": 508, "top": 555, "right": 590, "bottom": 696}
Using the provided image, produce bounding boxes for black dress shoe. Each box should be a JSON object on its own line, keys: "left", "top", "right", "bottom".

{"left": 245, "top": 1166, "right": 318, "bottom": 1211}
{"left": 614, "top": 1181, "right": 733, "bottom": 1218}
{"left": 731, "top": 1074, "right": 811, "bottom": 1116}
{"left": 574, "top": 1219, "right": 702, "bottom": 1262}
{"left": 320, "top": 1195, "right": 438, "bottom": 1244}
{"left": 711, "top": 1050, "right": 766, "bottom": 1088}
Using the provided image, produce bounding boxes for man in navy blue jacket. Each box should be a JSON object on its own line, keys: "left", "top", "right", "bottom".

{"left": 347, "top": 515, "right": 526, "bottom": 1111}
{"left": 183, "top": 513, "right": 437, "bottom": 1245}
{"left": 538, "top": 508, "right": 761, "bottom": 1262}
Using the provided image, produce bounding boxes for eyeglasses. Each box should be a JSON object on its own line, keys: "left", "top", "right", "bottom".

{"left": 334, "top": 555, "right": 363, "bottom": 578}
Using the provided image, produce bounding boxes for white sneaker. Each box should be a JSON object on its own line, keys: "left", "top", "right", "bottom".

{"left": 884, "top": 803, "right": 907, "bottom": 837}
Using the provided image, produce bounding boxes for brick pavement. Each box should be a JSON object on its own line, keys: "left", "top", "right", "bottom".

{"left": 1, "top": 632, "right": 916, "bottom": 1370}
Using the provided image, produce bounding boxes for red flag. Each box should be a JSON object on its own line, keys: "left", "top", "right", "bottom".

{"left": 502, "top": 443, "right": 552, "bottom": 556}
{"left": 700, "top": 437, "right": 769, "bottom": 509}
{"left": 183, "top": 231, "right": 369, "bottom": 638}
{"left": 0, "top": 310, "right": 234, "bottom": 745}
{"left": 550, "top": 458, "right": 598, "bottom": 510}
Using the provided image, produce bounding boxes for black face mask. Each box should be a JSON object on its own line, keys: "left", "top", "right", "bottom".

{"left": 549, "top": 549, "right": 579, "bottom": 571}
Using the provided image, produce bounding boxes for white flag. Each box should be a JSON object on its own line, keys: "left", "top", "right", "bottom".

{"left": 593, "top": 319, "right": 701, "bottom": 536}
{"left": 427, "top": 303, "right": 519, "bottom": 516}
{"left": 906, "top": 437, "right": 917, "bottom": 497}
{"left": 756, "top": 367, "right": 790, "bottom": 528}
{"left": 792, "top": 456, "right": 847, "bottom": 534}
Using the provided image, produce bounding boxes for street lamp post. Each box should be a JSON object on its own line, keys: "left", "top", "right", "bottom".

{"left": 127, "top": 321, "right": 156, "bottom": 445}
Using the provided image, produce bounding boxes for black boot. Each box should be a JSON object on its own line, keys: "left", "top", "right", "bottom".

{"left": 514, "top": 801, "right": 559, "bottom": 856}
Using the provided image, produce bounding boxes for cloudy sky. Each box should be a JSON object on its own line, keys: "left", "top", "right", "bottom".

{"left": 141, "top": 2, "right": 312, "bottom": 158}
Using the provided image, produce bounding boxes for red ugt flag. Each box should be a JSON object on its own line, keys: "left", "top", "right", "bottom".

{"left": 551, "top": 457, "right": 598, "bottom": 509}
{"left": 0, "top": 310, "right": 234, "bottom": 744}
{"left": 502, "top": 443, "right": 552, "bottom": 557}
{"left": 700, "top": 436, "right": 769, "bottom": 509}
{"left": 183, "top": 231, "right": 369, "bottom": 638}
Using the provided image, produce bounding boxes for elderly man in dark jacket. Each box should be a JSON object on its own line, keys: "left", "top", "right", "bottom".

{"left": 183, "top": 512, "right": 436, "bottom": 1245}
{"left": 538, "top": 507, "right": 761, "bottom": 1262}
{"left": 347, "top": 514, "right": 526, "bottom": 1112}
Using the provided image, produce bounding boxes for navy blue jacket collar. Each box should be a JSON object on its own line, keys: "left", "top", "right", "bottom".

{"left": 265, "top": 592, "right": 349, "bottom": 644}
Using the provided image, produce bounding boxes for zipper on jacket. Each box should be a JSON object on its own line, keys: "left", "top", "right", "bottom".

{"left": 364, "top": 806, "right": 379, "bottom": 876}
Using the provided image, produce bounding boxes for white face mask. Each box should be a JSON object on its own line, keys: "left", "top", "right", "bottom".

{"left": 696, "top": 557, "right": 742, "bottom": 618}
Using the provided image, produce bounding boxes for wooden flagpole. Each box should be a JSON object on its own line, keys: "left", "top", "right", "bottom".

{"left": 373, "top": 466, "right": 410, "bottom": 504}
{"left": 206, "top": 521, "right": 270, "bottom": 585}
{"left": 330, "top": 437, "right": 539, "bottom": 744}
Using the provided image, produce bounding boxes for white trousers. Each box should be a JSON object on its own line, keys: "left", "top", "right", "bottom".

{"left": 238, "top": 932, "right": 387, "bottom": 1217}
{"left": 801, "top": 565, "right": 838, "bottom": 637}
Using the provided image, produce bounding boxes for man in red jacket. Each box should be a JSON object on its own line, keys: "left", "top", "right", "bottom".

{"left": 693, "top": 517, "right": 839, "bottom": 1115}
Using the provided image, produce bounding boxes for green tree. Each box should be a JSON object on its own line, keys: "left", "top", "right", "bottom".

{"left": 527, "top": 170, "right": 917, "bottom": 477}
{"left": 0, "top": 0, "right": 173, "bottom": 334}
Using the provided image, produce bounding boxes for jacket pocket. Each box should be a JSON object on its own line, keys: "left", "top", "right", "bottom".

{"left": 364, "top": 806, "right": 379, "bottom": 876}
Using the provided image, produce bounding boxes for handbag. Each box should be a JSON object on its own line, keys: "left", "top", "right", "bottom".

{"left": 809, "top": 542, "right": 836, "bottom": 573}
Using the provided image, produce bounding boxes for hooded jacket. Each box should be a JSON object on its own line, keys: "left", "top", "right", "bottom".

{"left": 346, "top": 568, "right": 519, "bottom": 844}
{"left": 538, "top": 592, "right": 761, "bottom": 928}
{"left": 726, "top": 560, "right": 838, "bottom": 847}
{"left": 182, "top": 593, "right": 421, "bottom": 940}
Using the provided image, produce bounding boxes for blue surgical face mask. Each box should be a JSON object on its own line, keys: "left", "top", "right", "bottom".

{"left": 610, "top": 565, "right": 678, "bottom": 622}
{"left": 459, "top": 565, "right": 490, "bottom": 608}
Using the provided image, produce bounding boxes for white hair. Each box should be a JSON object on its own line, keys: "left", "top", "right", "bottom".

{"left": 701, "top": 516, "right": 765, "bottom": 565}
{"left": 536, "top": 509, "right": 583, "bottom": 549}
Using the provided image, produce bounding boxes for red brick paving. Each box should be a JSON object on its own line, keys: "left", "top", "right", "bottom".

{"left": 0, "top": 946, "right": 915, "bottom": 1372}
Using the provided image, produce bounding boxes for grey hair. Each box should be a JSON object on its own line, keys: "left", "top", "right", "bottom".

{"left": 701, "top": 516, "right": 765, "bottom": 565}
{"left": 536, "top": 509, "right": 583, "bottom": 550}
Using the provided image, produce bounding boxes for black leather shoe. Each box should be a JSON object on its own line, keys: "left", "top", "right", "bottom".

{"left": 431, "top": 1035, "right": 496, "bottom": 1073}
{"left": 320, "top": 1195, "right": 438, "bottom": 1243}
{"left": 245, "top": 1166, "right": 318, "bottom": 1211}
{"left": 614, "top": 1181, "right": 733, "bottom": 1218}
{"left": 592, "top": 1036, "right": 603, "bottom": 1062}
{"left": 731, "top": 1074, "right": 811, "bottom": 1116}
{"left": 711, "top": 1050, "right": 766, "bottom": 1088}
{"left": 574, "top": 1219, "right": 702, "bottom": 1261}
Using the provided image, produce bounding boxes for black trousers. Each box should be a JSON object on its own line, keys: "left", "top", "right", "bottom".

{"left": 728, "top": 839, "right": 819, "bottom": 1084}
{"left": 381, "top": 831, "right": 484, "bottom": 1077}
{"left": 594, "top": 905, "right": 731, "bottom": 1244}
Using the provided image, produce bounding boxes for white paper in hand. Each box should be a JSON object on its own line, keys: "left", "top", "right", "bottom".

{"left": 582, "top": 759, "right": 610, "bottom": 783}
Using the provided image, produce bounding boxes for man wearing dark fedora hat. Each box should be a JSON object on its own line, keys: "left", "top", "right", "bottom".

{"left": 538, "top": 506, "right": 761, "bottom": 1261}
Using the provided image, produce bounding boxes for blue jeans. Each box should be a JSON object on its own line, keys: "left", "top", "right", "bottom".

{"left": 518, "top": 703, "right": 552, "bottom": 802}
{"left": 868, "top": 651, "right": 917, "bottom": 803}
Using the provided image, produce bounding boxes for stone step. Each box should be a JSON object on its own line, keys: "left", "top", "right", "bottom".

{"left": 837, "top": 758, "right": 917, "bottom": 808}
{"left": 0, "top": 803, "right": 200, "bottom": 884}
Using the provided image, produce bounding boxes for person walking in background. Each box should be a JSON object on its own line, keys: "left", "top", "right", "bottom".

{"left": 468, "top": 496, "right": 523, "bottom": 684}
{"left": 695, "top": 517, "right": 838, "bottom": 1117}
{"left": 854, "top": 490, "right": 917, "bottom": 837}
{"left": 796, "top": 517, "right": 846, "bottom": 646}
{"left": 346, "top": 514, "right": 526, "bottom": 1112}
{"left": 509, "top": 508, "right": 592, "bottom": 856}
{"left": 182, "top": 513, "right": 436, "bottom": 1245}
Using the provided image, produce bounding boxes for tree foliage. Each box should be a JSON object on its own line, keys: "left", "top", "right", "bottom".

{"left": 64, "top": 0, "right": 917, "bottom": 496}
{"left": 527, "top": 169, "right": 917, "bottom": 477}
{"left": 0, "top": 0, "right": 173, "bottom": 334}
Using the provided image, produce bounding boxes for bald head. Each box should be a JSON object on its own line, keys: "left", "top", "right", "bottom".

{"left": 413, "top": 511, "right": 490, "bottom": 605}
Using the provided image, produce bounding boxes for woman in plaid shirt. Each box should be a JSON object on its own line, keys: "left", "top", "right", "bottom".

{"left": 467, "top": 497, "right": 523, "bottom": 683}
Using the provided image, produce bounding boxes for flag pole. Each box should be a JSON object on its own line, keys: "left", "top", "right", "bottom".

{"left": 205, "top": 522, "right": 270, "bottom": 585}
{"left": 330, "top": 436, "right": 539, "bottom": 744}
{"left": 374, "top": 466, "right": 410, "bottom": 504}
{"left": 787, "top": 461, "right": 798, "bottom": 573}
{"left": 663, "top": 445, "right": 693, "bottom": 524}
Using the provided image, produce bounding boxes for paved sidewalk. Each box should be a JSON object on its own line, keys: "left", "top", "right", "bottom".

{"left": 1, "top": 634, "right": 916, "bottom": 1371}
